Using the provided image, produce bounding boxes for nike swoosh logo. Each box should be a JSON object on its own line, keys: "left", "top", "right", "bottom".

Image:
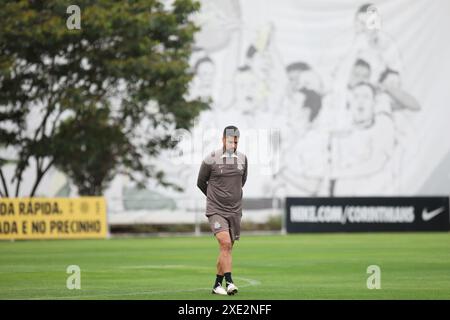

{"left": 422, "top": 207, "right": 445, "bottom": 221}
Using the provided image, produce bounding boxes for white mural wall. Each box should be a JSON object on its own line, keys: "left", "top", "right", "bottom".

{"left": 166, "top": 0, "right": 450, "bottom": 201}
{"left": 5, "top": 0, "right": 450, "bottom": 214}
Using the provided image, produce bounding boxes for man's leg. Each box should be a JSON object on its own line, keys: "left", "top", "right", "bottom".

{"left": 216, "top": 256, "right": 223, "bottom": 275}
{"left": 216, "top": 230, "right": 232, "bottom": 274}
{"left": 215, "top": 231, "right": 238, "bottom": 295}
{"left": 216, "top": 238, "right": 234, "bottom": 274}
{"left": 210, "top": 231, "right": 229, "bottom": 294}
{"left": 209, "top": 214, "right": 229, "bottom": 294}
{"left": 214, "top": 254, "right": 224, "bottom": 290}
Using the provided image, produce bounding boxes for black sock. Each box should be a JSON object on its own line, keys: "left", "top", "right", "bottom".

{"left": 214, "top": 274, "right": 224, "bottom": 288}
{"left": 224, "top": 272, "right": 233, "bottom": 284}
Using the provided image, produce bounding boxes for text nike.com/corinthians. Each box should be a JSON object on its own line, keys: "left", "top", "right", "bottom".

{"left": 291, "top": 205, "right": 416, "bottom": 224}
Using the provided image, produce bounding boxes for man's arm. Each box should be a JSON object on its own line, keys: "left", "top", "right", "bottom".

{"left": 382, "top": 84, "right": 421, "bottom": 111}
{"left": 242, "top": 156, "right": 248, "bottom": 187}
{"left": 197, "top": 160, "right": 211, "bottom": 196}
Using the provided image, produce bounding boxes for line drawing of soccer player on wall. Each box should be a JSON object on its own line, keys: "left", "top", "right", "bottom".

{"left": 188, "top": 0, "right": 243, "bottom": 108}
{"left": 225, "top": 22, "right": 288, "bottom": 117}
{"left": 351, "top": 4, "right": 422, "bottom": 113}
{"left": 322, "top": 58, "right": 400, "bottom": 196}
{"left": 213, "top": 22, "right": 292, "bottom": 197}
{"left": 323, "top": 3, "right": 421, "bottom": 116}
{"left": 270, "top": 61, "right": 327, "bottom": 197}
{"left": 332, "top": 3, "right": 403, "bottom": 84}
{"left": 231, "top": 65, "right": 269, "bottom": 117}
{"left": 316, "top": 3, "right": 422, "bottom": 196}
{"left": 188, "top": 52, "right": 216, "bottom": 103}
{"left": 328, "top": 81, "right": 395, "bottom": 196}
{"left": 283, "top": 62, "right": 324, "bottom": 136}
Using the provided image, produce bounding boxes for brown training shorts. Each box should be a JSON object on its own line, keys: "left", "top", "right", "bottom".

{"left": 207, "top": 214, "right": 239, "bottom": 242}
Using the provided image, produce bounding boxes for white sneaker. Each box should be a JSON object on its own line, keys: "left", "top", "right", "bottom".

{"left": 226, "top": 283, "right": 238, "bottom": 295}
{"left": 211, "top": 284, "right": 227, "bottom": 295}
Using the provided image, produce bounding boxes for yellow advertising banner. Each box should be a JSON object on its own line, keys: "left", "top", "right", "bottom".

{"left": 0, "top": 197, "right": 108, "bottom": 240}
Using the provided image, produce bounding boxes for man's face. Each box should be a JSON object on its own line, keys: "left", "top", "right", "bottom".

{"left": 196, "top": 61, "right": 215, "bottom": 88}
{"left": 235, "top": 70, "right": 258, "bottom": 111}
{"left": 292, "top": 90, "right": 306, "bottom": 107}
{"left": 354, "top": 11, "right": 380, "bottom": 41}
{"left": 287, "top": 70, "right": 302, "bottom": 92}
{"left": 223, "top": 135, "right": 239, "bottom": 153}
{"left": 350, "top": 85, "right": 375, "bottom": 125}
{"left": 350, "top": 64, "right": 371, "bottom": 87}
{"left": 354, "top": 12, "right": 369, "bottom": 34}
{"left": 299, "top": 70, "right": 321, "bottom": 92}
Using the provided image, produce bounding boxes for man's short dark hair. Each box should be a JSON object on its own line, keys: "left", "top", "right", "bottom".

{"left": 193, "top": 56, "right": 214, "bottom": 73}
{"left": 379, "top": 68, "right": 400, "bottom": 83}
{"left": 286, "top": 62, "right": 311, "bottom": 74}
{"left": 354, "top": 58, "right": 371, "bottom": 72}
{"left": 356, "top": 3, "right": 374, "bottom": 15}
{"left": 246, "top": 45, "right": 257, "bottom": 59}
{"left": 237, "top": 65, "right": 251, "bottom": 73}
{"left": 223, "top": 126, "right": 240, "bottom": 138}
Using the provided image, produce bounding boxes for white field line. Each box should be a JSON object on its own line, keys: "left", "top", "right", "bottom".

{"left": 23, "top": 264, "right": 260, "bottom": 300}
{"left": 118, "top": 264, "right": 211, "bottom": 270}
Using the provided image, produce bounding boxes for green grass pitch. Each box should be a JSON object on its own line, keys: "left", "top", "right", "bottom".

{"left": 1, "top": 232, "right": 449, "bottom": 299}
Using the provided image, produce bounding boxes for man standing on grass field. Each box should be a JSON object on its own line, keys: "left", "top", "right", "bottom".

{"left": 197, "top": 125, "right": 248, "bottom": 296}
